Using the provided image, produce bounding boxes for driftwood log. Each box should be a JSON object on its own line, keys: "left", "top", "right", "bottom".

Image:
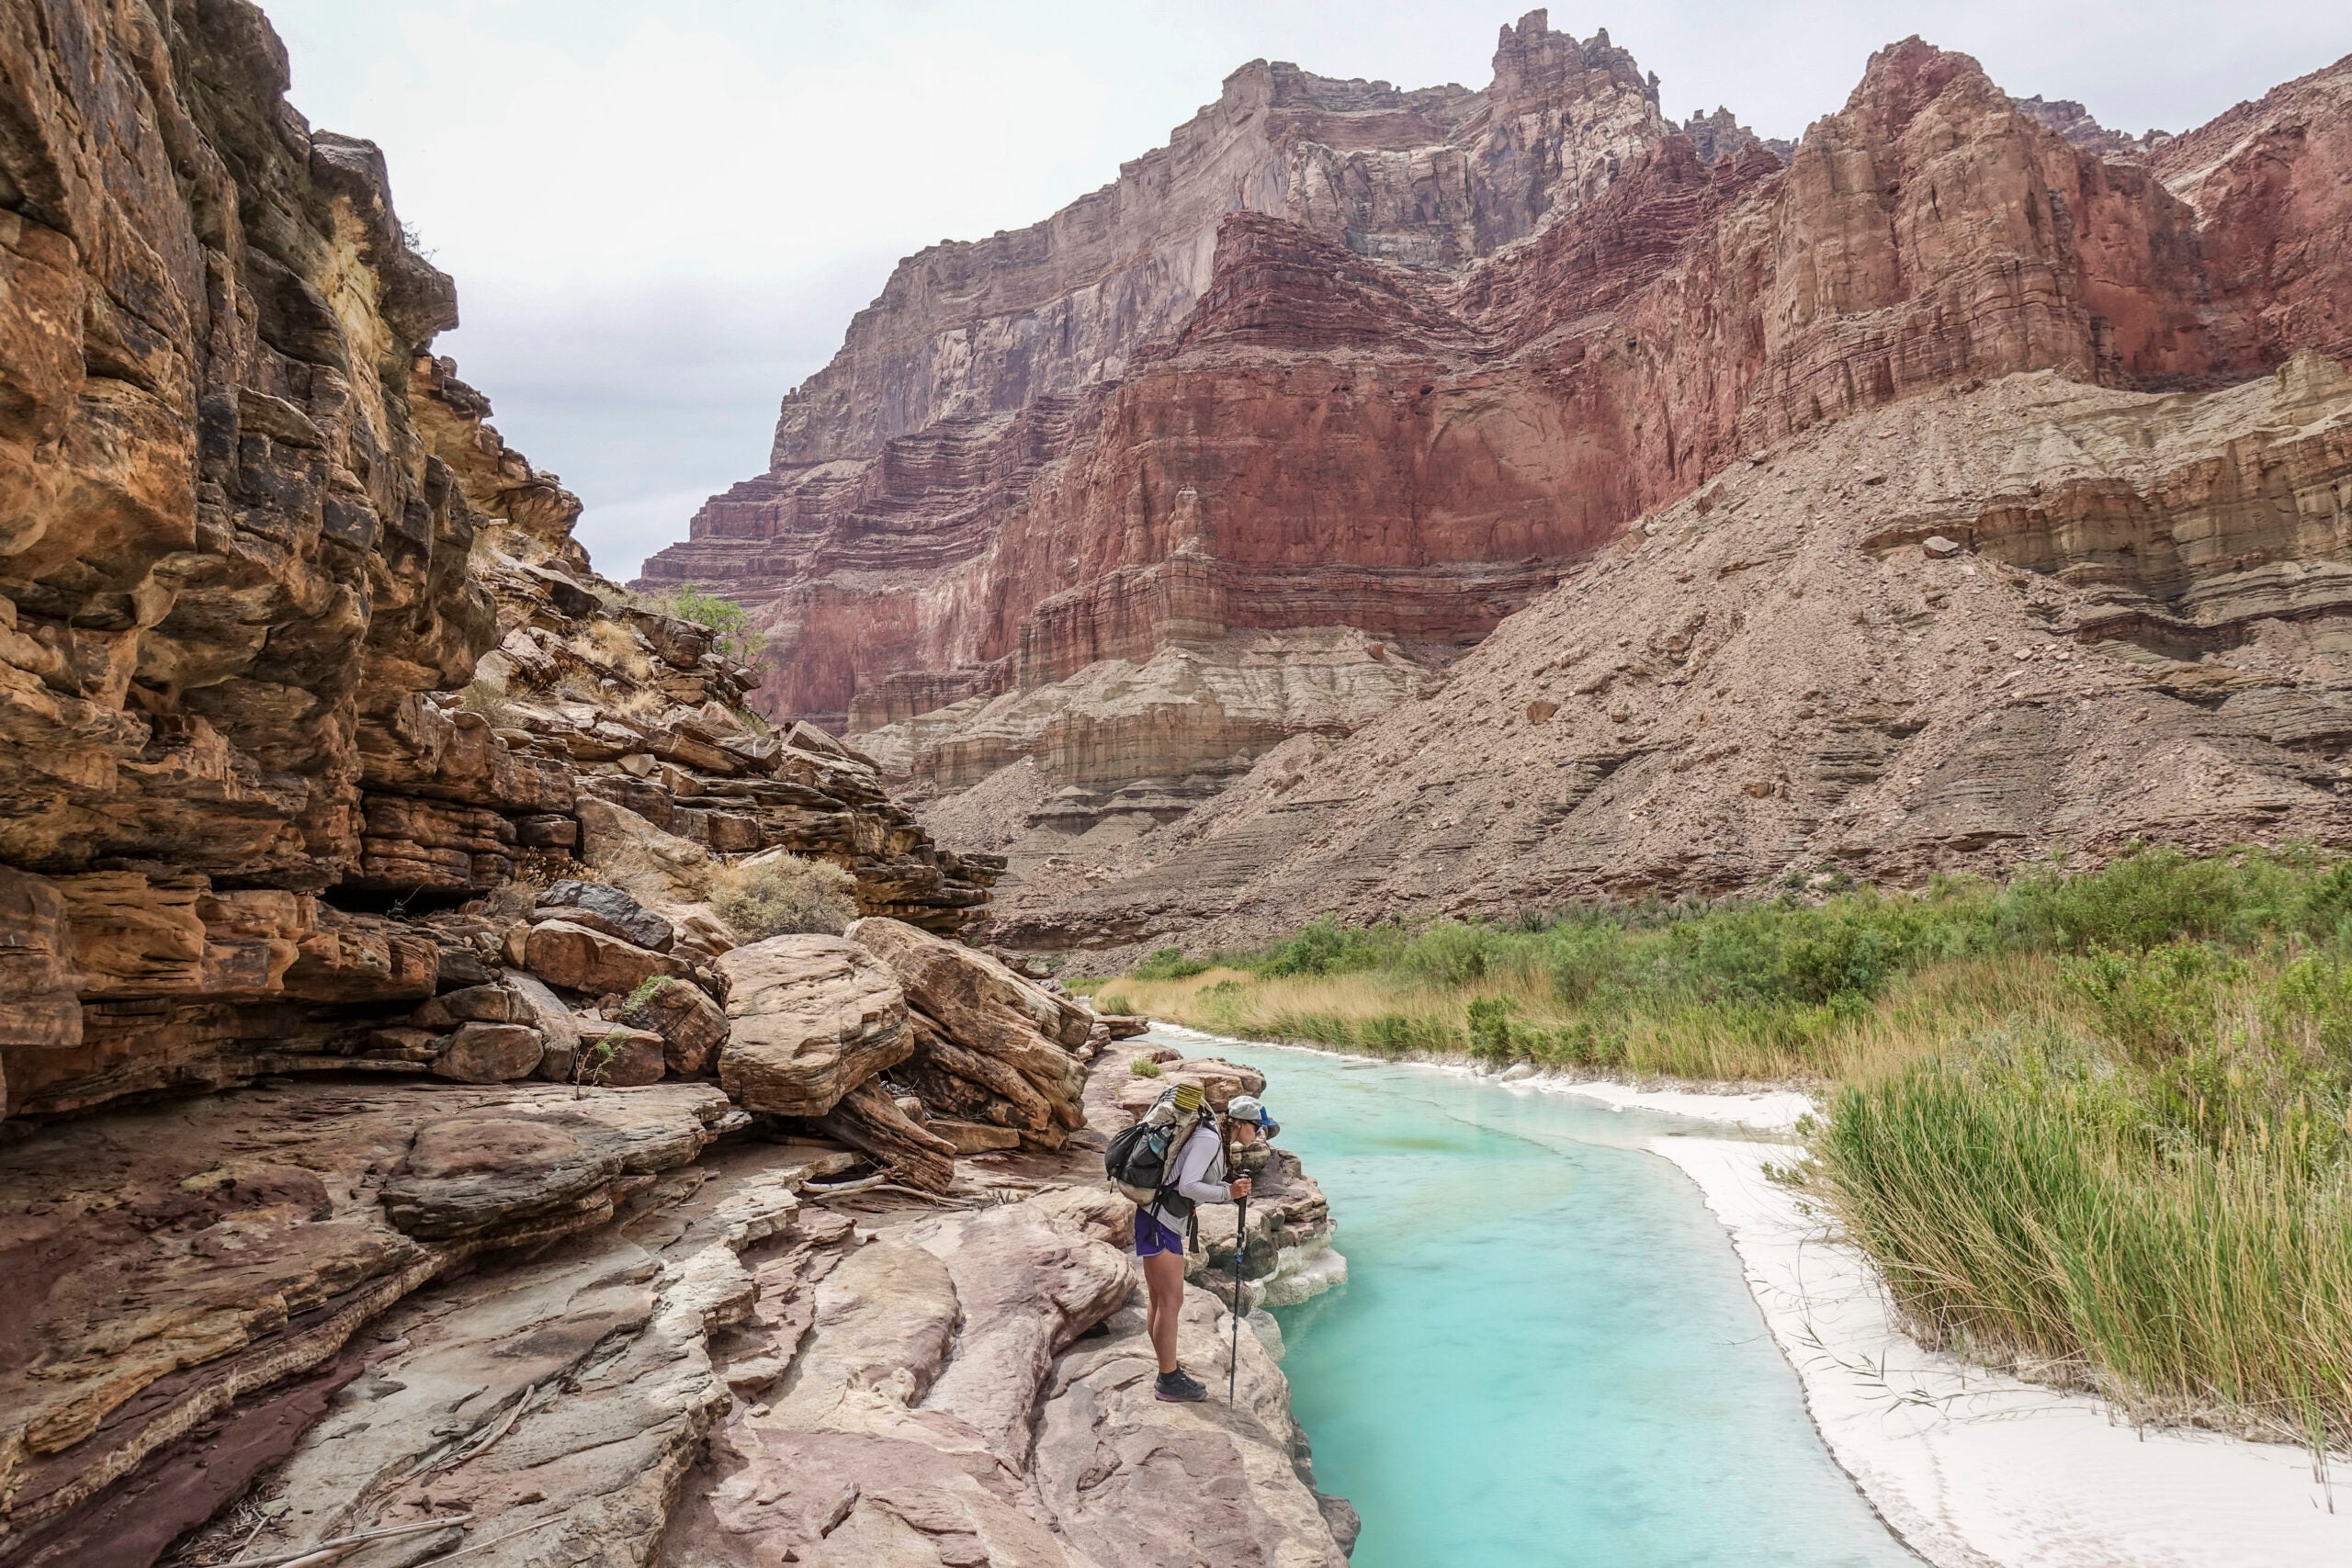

{"left": 812, "top": 1078, "right": 956, "bottom": 1192}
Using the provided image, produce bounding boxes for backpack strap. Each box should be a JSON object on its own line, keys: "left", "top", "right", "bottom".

{"left": 1148, "top": 1111, "right": 1211, "bottom": 1224}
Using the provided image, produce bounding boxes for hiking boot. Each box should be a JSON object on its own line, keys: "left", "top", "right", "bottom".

{"left": 1154, "top": 1368, "right": 1208, "bottom": 1403}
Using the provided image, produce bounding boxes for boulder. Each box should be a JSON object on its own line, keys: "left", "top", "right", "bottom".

{"left": 715, "top": 936, "right": 910, "bottom": 1117}
{"left": 648, "top": 899, "right": 740, "bottom": 963}
{"left": 1096, "top": 1014, "right": 1150, "bottom": 1039}
{"left": 576, "top": 795, "right": 714, "bottom": 902}
{"left": 432, "top": 1022, "right": 546, "bottom": 1084}
{"left": 574, "top": 1021, "right": 668, "bottom": 1088}
{"left": 505, "top": 970, "right": 583, "bottom": 1081}
{"left": 524, "top": 919, "right": 693, "bottom": 997}
{"left": 846, "top": 917, "right": 1092, "bottom": 1050}
{"left": 619, "top": 976, "right": 729, "bottom": 1076}
{"left": 534, "top": 879, "right": 675, "bottom": 952}
{"left": 411, "top": 982, "right": 525, "bottom": 1028}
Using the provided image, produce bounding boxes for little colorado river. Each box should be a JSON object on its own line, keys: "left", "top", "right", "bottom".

{"left": 1193, "top": 1035, "right": 1919, "bottom": 1567}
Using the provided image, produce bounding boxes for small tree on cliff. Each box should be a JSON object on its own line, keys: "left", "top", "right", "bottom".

{"left": 654, "top": 581, "right": 768, "bottom": 665}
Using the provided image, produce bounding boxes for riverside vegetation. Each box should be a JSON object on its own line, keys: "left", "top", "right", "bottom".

{"left": 1092, "top": 848, "right": 2352, "bottom": 1454}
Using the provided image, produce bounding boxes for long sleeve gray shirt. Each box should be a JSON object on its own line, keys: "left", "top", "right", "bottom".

{"left": 1145, "top": 1122, "right": 1229, "bottom": 1233}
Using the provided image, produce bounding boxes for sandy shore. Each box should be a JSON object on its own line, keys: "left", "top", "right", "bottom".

{"left": 1657, "top": 1137, "right": 2352, "bottom": 1568}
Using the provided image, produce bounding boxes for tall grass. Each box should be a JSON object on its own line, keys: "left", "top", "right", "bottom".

{"left": 1101, "top": 846, "right": 2352, "bottom": 1450}
{"left": 1816, "top": 1009, "right": 2352, "bottom": 1449}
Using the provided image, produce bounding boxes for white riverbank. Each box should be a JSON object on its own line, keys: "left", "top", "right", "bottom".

{"left": 1149, "top": 1021, "right": 1815, "bottom": 1134}
{"left": 1657, "top": 1137, "right": 2352, "bottom": 1568}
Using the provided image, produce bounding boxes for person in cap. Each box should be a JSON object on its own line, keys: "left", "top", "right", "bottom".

{"left": 1138, "top": 1086, "right": 1276, "bottom": 1402}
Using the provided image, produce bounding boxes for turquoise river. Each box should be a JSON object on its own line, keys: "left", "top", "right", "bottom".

{"left": 1195, "top": 1035, "right": 1919, "bottom": 1568}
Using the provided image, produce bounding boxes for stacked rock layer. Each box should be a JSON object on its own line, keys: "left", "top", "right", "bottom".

{"left": 642, "top": 19, "right": 2352, "bottom": 889}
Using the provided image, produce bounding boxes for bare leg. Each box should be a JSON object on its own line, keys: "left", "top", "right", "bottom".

{"left": 1141, "top": 1247, "right": 1187, "bottom": 1375}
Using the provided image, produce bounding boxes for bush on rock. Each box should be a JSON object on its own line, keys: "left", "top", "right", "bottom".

{"left": 712, "top": 853, "right": 859, "bottom": 939}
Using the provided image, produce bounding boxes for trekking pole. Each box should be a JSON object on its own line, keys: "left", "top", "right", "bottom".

{"left": 1228, "top": 1194, "right": 1250, "bottom": 1406}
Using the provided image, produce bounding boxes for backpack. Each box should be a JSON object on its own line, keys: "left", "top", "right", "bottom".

{"left": 1104, "top": 1092, "right": 1210, "bottom": 1213}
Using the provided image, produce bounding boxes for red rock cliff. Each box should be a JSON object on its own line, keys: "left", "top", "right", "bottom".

{"left": 643, "top": 30, "right": 2274, "bottom": 768}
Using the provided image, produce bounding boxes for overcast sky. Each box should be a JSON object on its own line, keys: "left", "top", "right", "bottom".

{"left": 261, "top": 1, "right": 2352, "bottom": 581}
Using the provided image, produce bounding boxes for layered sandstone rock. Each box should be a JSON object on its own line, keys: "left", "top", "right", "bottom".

{"left": 994, "top": 355, "right": 2352, "bottom": 953}
{"left": 0, "top": 7, "right": 1349, "bottom": 1567}
{"left": 81, "top": 1040, "right": 1345, "bottom": 1568}
{"left": 715, "top": 934, "right": 911, "bottom": 1117}
{"left": 0, "top": 1080, "right": 741, "bottom": 1567}
{"left": 0, "top": 0, "right": 995, "bottom": 1121}
{"left": 2152, "top": 52, "right": 2352, "bottom": 367}
{"left": 640, "top": 11, "right": 1690, "bottom": 733}
{"left": 846, "top": 915, "right": 1092, "bottom": 1152}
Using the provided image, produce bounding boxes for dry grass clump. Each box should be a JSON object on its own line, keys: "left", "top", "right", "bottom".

{"left": 574, "top": 620, "right": 654, "bottom": 681}
{"left": 456, "top": 677, "right": 519, "bottom": 729}
{"left": 710, "top": 853, "right": 859, "bottom": 939}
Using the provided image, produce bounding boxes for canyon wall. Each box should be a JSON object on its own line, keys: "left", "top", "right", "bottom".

{"left": 0, "top": 0, "right": 996, "bottom": 1120}
{"left": 991, "top": 355, "right": 2352, "bottom": 953}
{"left": 642, "top": 25, "right": 2314, "bottom": 887}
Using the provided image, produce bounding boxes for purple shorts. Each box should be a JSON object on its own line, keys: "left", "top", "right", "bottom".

{"left": 1134, "top": 1210, "right": 1184, "bottom": 1258}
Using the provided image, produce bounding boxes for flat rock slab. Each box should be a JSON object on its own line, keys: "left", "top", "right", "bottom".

{"left": 1035, "top": 1290, "right": 1350, "bottom": 1568}
{"left": 0, "top": 1081, "right": 730, "bottom": 1565}
{"left": 195, "top": 1143, "right": 840, "bottom": 1568}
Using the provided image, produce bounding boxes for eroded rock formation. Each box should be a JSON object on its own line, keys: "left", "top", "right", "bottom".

{"left": 994, "top": 355, "right": 2352, "bottom": 953}
{"left": 642, "top": 24, "right": 2349, "bottom": 887}
{"left": 0, "top": 0, "right": 1000, "bottom": 1121}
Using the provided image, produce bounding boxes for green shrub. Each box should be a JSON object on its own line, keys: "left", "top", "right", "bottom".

{"left": 1129, "top": 1057, "right": 1161, "bottom": 1077}
{"left": 1255, "top": 917, "right": 1398, "bottom": 978}
{"left": 650, "top": 581, "right": 769, "bottom": 664}
{"left": 1539, "top": 920, "right": 1628, "bottom": 1005}
{"left": 2063, "top": 942, "right": 2245, "bottom": 1061}
{"left": 1133, "top": 947, "right": 1209, "bottom": 981}
{"left": 1399, "top": 921, "right": 1511, "bottom": 987}
{"left": 624, "top": 974, "right": 674, "bottom": 1010}
{"left": 710, "top": 853, "right": 858, "bottom": 938}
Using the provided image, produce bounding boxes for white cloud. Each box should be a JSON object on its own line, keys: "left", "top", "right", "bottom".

{"left": 260, "top": 1, "right": 2352, "bottom": 581}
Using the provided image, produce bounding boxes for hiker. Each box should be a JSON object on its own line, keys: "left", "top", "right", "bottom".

{"left": 1133, "top": 1086, "right": 1276, "bottom": 1403}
